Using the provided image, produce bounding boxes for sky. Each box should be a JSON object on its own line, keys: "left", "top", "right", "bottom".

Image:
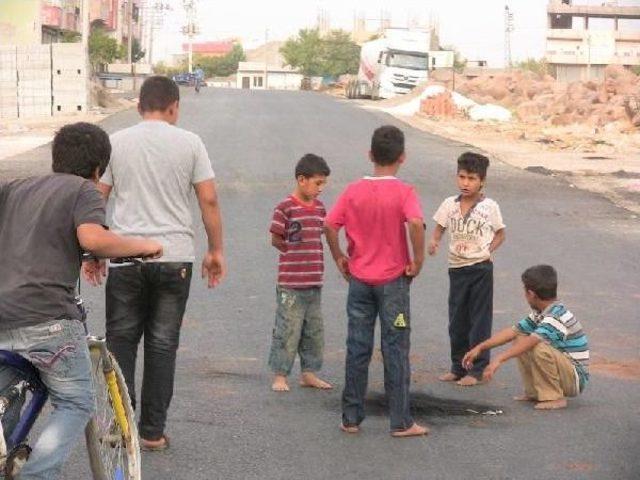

{"left": 153, "top": 0, "right": 640, "bottom": 67}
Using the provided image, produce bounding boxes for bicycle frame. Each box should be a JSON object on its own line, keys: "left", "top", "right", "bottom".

{"left": 0, "top": 351, "right": 48, "bottom": 458}
{"left": 87, "top": 337, "right": 131, "bottom": 441}
{"left": 0, "top": 337, "right": 132, "bottom": 459}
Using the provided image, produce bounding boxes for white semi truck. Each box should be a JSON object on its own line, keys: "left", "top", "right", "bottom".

{"left": 345, "top": 28, "right": 454, "bottom": 100}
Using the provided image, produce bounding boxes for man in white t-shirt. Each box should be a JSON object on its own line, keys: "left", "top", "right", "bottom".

{"left": 428, "top": 152, "right": 505, "bottom": 387}
{"left": 84, "top": 76, "right": 225, "bottom": 450}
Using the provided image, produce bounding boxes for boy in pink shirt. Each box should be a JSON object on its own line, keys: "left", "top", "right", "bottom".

{"left": 325, "top": 125, "right": 428, "bottom": 437}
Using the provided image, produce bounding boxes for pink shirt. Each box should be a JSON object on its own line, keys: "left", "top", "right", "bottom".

{"left": 325, "top": 176, "right": 424, "bottom": 285}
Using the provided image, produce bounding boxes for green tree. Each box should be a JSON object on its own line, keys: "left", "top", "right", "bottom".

{"left": 89, "top": 28, "right": 123, "bottom": 72}
{"left": 61, "top": 31, "right": 81, "bottom": 43}
{"left": 280, "top": 29, "right": 325, "bottom": 76}
{"left": 281, "top": 28, "right": 360, "bottom": 77}
{"left": 321, "top": 30, "right": 360, "bottom": 77}
{"left": 132, "top": 37, "right": 146, "bottom": 63}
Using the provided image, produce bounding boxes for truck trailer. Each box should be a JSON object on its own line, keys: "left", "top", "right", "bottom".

{"left": 345, "top": 28, "right": 454, "bottom": 100}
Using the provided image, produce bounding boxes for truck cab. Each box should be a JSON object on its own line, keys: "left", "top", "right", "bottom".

{"left": 345, "top": 28, "right": 453, "bottom": 100}
{"left": 376, "top": 49, "right": 430, "bottom": 98}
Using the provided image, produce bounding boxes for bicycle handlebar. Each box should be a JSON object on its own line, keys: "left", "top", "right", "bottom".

{"left": 81, "top": 253, "right": 146, "bottom": 264}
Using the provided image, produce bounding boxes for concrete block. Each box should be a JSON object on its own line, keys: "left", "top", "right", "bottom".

{"left": 18, "top": 79, "right": 52, "bottom": 91}
{"left": 18, "top": 105, "right": 52, "bottom": 118}
{"left": 53, "top": 102, "right": 86, "bottom": 115}
{"left": 52, "top": 77, "right": 86, "bottom": 90}
{"left": 53, "top": 94, "right": 86, "bottom": 104}
{"left": 53, "top": 67, "right": 86, "bottom": 77}
{"left": 17, "top": 56, "right": 51, "bottom": 71}
{"left": 0, "top": 107, "right": 19, "bottom": 119}
{"left": 51, "top": 43, "right": 83, "bottom": 58}
{"left": 18, "top": 68, "right": 51, "bottom": 79}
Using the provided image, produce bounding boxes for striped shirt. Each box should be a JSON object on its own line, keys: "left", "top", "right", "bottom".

{"left": 514, "top": 302, "right": 589, "bottom": 392}
{"left": 270, "top": 196, "right": 325, "bottom": 289}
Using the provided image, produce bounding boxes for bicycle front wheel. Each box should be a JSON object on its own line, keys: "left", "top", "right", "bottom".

{"left": 86, "top": 348, "right": 141, "bottom": 480}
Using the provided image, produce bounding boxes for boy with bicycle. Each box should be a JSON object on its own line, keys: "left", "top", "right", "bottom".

{"left": 0, "top": 122, "right": 161, "bottom": 479}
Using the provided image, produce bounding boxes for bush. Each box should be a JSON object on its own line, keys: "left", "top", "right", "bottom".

{"left": 516, "top": 58, "right": 550, "bottom": 76}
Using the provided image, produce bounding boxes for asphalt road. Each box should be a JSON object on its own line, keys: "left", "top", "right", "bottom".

{"left": 5, "top": 87, "right": 640, "bottom": 479}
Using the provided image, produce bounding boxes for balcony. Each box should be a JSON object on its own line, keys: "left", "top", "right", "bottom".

{"left": 546, "top": 29, "right": 640, "bottom": 42}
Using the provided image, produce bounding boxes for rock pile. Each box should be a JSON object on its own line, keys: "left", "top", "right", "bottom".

{"left": 455, "top": 65, "right": 640, "bottom": 129}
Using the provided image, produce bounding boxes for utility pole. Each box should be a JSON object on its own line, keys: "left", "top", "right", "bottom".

{"left": 182, "top": 0, "right": 198, "bottom": 73}
{"left": 81, "top": 0, "right": 90, "bottom": 107}
{"left": 148, "top": 2, "right": 171, "bottom": 67}
{"left": 504, "top": 4, "right": 514, "bottom": 69}
{"left": 264, "top": 28, "right": 268, "bottom": 89}
{"left": 127, "top": 0, "right": 134, "bottom": 64}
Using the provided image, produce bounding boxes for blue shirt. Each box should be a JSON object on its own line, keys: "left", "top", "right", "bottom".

{"left": 514, "top": 302, "right": 589, "bottom": 392}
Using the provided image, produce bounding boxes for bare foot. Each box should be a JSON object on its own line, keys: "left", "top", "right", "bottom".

{"left": 340, "top": 423, "right": 359, "bottom": 434}
{"left": 391, "top": 423, "right": 429, "bottom": 438}
{"left": 438, "top": 372, "right": 461, "bottom": 382}
{"left": 300, "top": 372, "right": 333, "bottom": 390}
{"left": 141, "top": 434, "right": 169, "bottom": 451}
{"left": 534, "top": 399, "right": 567, "bottom": 410}
{"left": 513, "top": 394, "right": 536, "bottom": 402}
{"left": 271, "top": 375, "right": 290, "bottom": 392}
{"left": 456, "top": 375, "right": 480, "bottom": 387}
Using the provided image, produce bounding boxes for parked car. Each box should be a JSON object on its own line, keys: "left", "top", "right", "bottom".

{"left": 172, "top": 73, "right": 196, "bottom": 86}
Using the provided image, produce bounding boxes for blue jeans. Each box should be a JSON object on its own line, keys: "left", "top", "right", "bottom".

{"left": 106, "top": 262, "right": 192, "bottom": 441}
{"left": 342, "top": 276, "right": 413, "bottom": 431}
{"left": 0, "top": 319, "right": 94, "bottom": 480}
{"left": 268, "top": 287, "right": 324, "bottom": 375}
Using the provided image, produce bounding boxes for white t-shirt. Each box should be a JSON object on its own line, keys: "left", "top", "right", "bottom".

{"left": 101, "top": 120, "right": 215, "bottom": 262}
{"left": 433, "top": 195, "right": 505, "bottom": 268}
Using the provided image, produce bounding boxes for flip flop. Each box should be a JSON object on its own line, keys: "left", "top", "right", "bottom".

{"left": 141, "top": 434, "right": 170, "bottom": 452}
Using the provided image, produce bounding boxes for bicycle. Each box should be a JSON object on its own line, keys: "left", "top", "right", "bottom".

{"left": 0, "top": 270, "right": 141, "bottom": 479}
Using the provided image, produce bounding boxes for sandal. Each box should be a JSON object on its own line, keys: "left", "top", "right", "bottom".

{"left": 141, "top": 434, "right": 170, "bottom": 452}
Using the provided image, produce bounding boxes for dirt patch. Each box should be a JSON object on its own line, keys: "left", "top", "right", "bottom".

{"left": 590, "top": 355, "right": 640, "bottom": 381}
{"left": 563, "top": 462, "right": 596, "bottom": 473}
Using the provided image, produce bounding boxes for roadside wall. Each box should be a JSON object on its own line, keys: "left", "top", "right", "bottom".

{"left": 0, "top": 43, "right": 87, "bottom": 119}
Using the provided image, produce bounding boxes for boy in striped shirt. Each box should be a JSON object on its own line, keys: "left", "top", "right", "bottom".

{"left": 268, "top": 154, "right": 333, "bottom": 392}
{"left": 462, "top": 265, "right": 589, "bottom": 410}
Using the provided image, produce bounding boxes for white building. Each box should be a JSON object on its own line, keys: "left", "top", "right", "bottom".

{"left": 546, "top": 0, "right": 640, "bottom": 81}
{"left": 236, "top": 62, "right": 303, "bottom": 90}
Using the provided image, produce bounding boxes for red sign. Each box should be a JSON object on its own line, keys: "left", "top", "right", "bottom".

{"left": 41, "top": 5, "right": 62, "bottom": 28}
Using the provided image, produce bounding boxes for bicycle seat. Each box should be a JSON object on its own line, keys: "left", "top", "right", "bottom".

{"left": 0, "top": 351, "right": 42, "bottom": 385}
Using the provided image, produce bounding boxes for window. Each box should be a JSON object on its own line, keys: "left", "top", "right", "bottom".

{"left": 253, "top": 76, "right": 263, "bottom": 87}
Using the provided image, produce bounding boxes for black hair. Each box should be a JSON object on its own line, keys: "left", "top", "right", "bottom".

{"left": 295, "top": 153, "right": 331, "bottom": 178}
{"left": 52, "top": 122, "right": 111, "bottom": 179}
{"left": 139, "top": 75, "right": 180, "bottom": 113}
{"left": 457, "top": 151, "right": 490, "bottom": 179}
{"left": 521, "top": 265, "right": 558, "bottom": 300}
{"left": 370, "top": 125, "right": 405, "bottom": 166}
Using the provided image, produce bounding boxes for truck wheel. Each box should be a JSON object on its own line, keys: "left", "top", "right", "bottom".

{"left": 351, "top": 81, "right": 359, "bottom": 99}
{"left": 346, "top": 80, "right": 354, "bottom": 99}
{"left": 371, "top": 84, "right": 379, "bottom": 101}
